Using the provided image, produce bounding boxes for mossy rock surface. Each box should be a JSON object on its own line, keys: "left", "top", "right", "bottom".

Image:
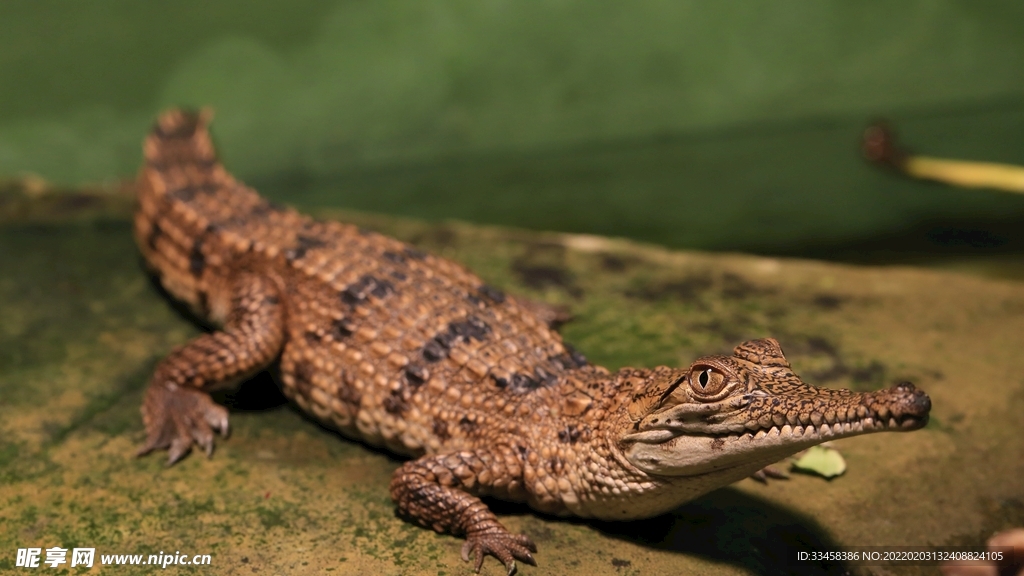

{"left": 1, "top": 183, "right": 1022, "bottom": 575}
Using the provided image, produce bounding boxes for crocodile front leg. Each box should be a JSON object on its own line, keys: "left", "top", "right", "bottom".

{"left": 137, "top": 274, "right": 285, "bottom": 464}
{"left": 390, "top": 449, "right": 537, "bottom": 575}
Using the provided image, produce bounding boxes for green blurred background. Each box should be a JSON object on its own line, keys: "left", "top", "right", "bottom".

{"left": 3, "top": 0, "right": 1024, "bottom": 268}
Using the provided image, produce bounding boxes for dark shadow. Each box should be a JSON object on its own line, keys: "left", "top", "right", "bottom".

{"left": 590, "top": 487, "right": 849, "bottom": 575}
{"left": 771, "top": 212, "right": 1024, "bottom": 269}
{"left": 211, "top": 370, "right": 289, "bottom": 412}
{"left": 483, "top": 486, "right": 849, "bottom": 575}
{"left": 141, "top": 264, "right": 218, "bottom": 331}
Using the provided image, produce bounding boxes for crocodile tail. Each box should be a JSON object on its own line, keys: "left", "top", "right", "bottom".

{"left": 142, "top": 107, "right": 218, "bottom": 174}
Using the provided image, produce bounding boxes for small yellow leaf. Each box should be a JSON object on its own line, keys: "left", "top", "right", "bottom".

{"left": 792, "top": 446, "right": 847, "bottom": 479}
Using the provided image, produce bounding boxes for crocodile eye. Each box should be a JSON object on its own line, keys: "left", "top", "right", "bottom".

{"left": 689, "top": 366, "right": 726, "bottom": 396}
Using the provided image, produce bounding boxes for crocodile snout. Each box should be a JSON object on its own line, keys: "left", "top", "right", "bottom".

{"left": 876, "top": 382, "right": 931, "bottom": 430}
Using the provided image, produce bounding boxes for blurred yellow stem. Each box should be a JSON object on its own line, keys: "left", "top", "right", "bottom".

{"left": 904, "top": 156, "right": 1024, "bottom": 194}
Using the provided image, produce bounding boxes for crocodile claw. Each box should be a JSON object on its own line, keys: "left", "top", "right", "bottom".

{"left": 136, "top": 383, "right": 229, "bottom": 465}
{"left": 461, "top": 530, "right": 537, "bottom": 575}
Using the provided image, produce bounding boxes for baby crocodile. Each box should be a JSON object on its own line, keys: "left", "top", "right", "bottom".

{"left": 134, "top": 109, "right": 932, "bottom": 574}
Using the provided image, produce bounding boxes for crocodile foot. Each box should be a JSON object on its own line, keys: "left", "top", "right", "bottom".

{"left": 136, "top": 383, "right": 229, "bottom": 465}
{"left": 461, "top": 528, "right": 537, "bottom": 575}
{"left": 751, "top": 465, "right": 790, "bottom": 483}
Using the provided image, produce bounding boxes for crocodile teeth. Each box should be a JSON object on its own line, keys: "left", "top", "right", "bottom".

{"left": 780, "top": 425, "right": 793, "bottom": 437}
{"left": 754, "top": 429, "right": 768, "bottom": 440}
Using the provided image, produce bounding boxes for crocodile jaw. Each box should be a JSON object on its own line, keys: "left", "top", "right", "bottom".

{"left": 622, "top": 402, "right": 927, "bottom": 477}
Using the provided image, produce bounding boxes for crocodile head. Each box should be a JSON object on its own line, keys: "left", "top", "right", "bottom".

{"left": 620, "top": 338, "right": 930, "bottom": 478}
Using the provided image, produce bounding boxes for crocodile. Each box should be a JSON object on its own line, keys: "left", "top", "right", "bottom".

{"left": 134, "top": 109, "right": 932, "bottom": 575}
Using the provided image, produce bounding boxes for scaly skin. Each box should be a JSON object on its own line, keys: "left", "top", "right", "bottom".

{"left": 134, "top": 109, "right": 932, "bottom": 575}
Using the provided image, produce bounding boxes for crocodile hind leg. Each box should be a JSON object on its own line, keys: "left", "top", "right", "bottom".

{"left": 390, "top": 449, "right": 537, "bottom": 575}
{"left": 137, "top": 274, "right": 285, "bottom": 465}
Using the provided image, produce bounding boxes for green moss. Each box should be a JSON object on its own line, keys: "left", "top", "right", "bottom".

{"left": 255, "top": 505, "right": 289, "bottom": 529}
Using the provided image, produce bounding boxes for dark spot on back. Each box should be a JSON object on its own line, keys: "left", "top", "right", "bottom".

{"left": 533, "top": 366, "right": 558, "bottom": 387}
{"left": 403, "top": 246, "right": 427, "bottom": 260}
{"left": 509, "top": 373, "right": 541, "bottom": 393}
{"left": 329, "top": 319, "right": 354, "bottom": 340}
{"left": 341, "top": 275, "right": 395, "bottom": 308}
{"left": 433, "top": 329, "right": 457, "bottom": 349}
{"left": 491, "top": 375, "right": 509, "bottom": 388}
{"left": 404, "top": 364, "right": 428, "bottom": 387}
{"left": 421, "top": 315, "right": 491, "bottom": 362}
{"left": 557, "top": 425, "right": 581, "bottom": 444}
{"left": 449, "top": 315, "right": 491, "bottom": 342}
{"left": 303, "top": 330, "right": 321, "bottom": 344}
{"left": 550, "top": 353, "right": 572, "bottom": 370}
{"left": 710, "top": 437, "right": 725, "bottom": 451}
{"left": 458, "top": 415, "right": 475, "bottom": 432}
{"left": 285, "top": 234, "right": 328, "bottom": 262}
{"left": 478, "top": 284, "right": 506, "bottom": 304}
{"left": 422, "top": 340, "right": 448, "bottom": 363}
{"left": 611, "top": 558, "right": 631, "bottom": 568}
{"left": 196, "top": 290, "right": 209, "bottom": 315}
{"left": 390, "top": 270, "right": 408, "bottom": 282}
{"left": 383, "top": 251, "right": 406, "bottom": 264}
{"left": 551, "top": 346, "right": 588, "bottom": 370}
{"left": 382, "top": 390, "right": 407, "bottom": 415}
{"left": 264, "top": 295, "right": 280, "bottom": 305}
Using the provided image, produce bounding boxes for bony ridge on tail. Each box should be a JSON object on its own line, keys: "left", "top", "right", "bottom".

{"left": 134, "top": 109, "right": 931, "bottom": 575}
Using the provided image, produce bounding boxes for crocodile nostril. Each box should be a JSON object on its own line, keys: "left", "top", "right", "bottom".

{"left": 910, "top": 392, "right": 931, "bottom": 415}
{"left": 894, "top": 381, "right": 916, "bottom": 394}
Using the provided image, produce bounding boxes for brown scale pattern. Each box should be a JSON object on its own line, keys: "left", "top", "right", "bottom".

{"left": 134, "top": 110, "right": 637, "bottom": 575}
{"left": 134, "top": 110, "right": 930, "bottom": 576}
